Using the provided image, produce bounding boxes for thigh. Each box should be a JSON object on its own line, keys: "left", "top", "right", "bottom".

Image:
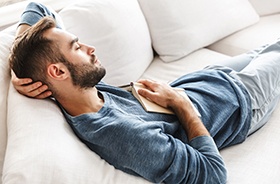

{"left": 214, "top": 43, "right": 269, "bottom": 72}
{"left": 248, "top": 96, "right": 280, "bottom": 135}
{"left": 231, "top": 41, "right": 280, "bottom": 134}
{"left": 234, "top": 51, "right": 280, "bottom": 108}
{"left": 214, "top": 54, "right": 252, "bottom": 72}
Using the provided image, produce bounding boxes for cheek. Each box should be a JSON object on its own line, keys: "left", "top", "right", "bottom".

{"left": 76, "top": 53, "right": 92, "bottom": 64}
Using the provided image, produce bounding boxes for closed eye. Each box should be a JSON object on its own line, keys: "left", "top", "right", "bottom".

{"left": 70, "top": 37, "right": 80, "bottom": 50}
{"left": 76, "top": 44, "right": 81, "bottom": 50}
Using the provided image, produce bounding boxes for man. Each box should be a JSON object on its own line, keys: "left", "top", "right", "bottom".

{"left": 9, "top": 2, "right": 280, "bottom": 184}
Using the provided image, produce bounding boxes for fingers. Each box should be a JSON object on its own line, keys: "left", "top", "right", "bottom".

{"left": 12, "top": 77, "right": 33, "bottom": 86}
{"left": 137, "top": 86, "right": 154, "bottom": 100}
{"left": 136, "top": 79, "right": 181, "bottom": 108}
{"left": 34, "top": 90, "right": 52, "bottom": 99}
{"left": 136, "top": 79, "right": 157, "bottom": 96}
{"left": 12, "top": 78, "right": 52, "bottom": 99}
{"left": 137, "top": 79, "right": 171, "bottom": 93}
{"left": 11, "top": 71, "right": 52, "bottom": 99}
{"left": 137, "top": 79, "right": 168, "bottom": 107}
{"left": 21, "top": 83, "right": 52, "bottom": 99}
{"left": 137, "top": 79, "right": 158, "bottom": 91}
{"left": 11, "top": 71, "right": 32, "bottom": 86}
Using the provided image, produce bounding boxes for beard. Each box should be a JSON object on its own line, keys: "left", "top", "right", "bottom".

{"left": 65, "top": 57, "right": 106, "bottom": 89}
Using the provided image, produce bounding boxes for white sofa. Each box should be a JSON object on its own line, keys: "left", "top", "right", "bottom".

{"left": 1, "top": 0, "right": 280, "bottom": 183}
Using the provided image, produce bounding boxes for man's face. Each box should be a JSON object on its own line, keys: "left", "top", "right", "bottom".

{"left": 44, "top": 28, "right": 106, "bottom": 89}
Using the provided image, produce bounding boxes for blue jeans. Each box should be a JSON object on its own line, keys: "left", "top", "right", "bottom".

{"left": 216, "top": 41, "right": 280, "bottom": 135}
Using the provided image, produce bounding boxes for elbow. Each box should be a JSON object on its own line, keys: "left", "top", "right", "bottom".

{"left": 208, "top": 157, "right": 228, "bottom": 184}
{"left": 214, "top": 164, "right": 227, "bottom": 184}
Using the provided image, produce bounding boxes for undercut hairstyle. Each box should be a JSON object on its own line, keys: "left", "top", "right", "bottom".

{"left": 9, "top": 17, "right": 67, "bottom": 88}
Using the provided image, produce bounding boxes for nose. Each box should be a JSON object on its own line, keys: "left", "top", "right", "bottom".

{"left": 87, "top": 45, "right": 96, "bottom": 56}
{"left": 81, "top": 43, "right": 96, "bottom": 55}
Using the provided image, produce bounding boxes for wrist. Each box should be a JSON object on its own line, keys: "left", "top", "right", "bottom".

{"left": 171, "top": 95, "right": 210, "bottom": 140}
{"left": 166, "top": 90, "right": 186, "bottom": 110}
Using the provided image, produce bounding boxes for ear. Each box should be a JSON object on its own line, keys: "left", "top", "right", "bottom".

{"left": 47, "top": 63, "right": 68, "bottom": 80}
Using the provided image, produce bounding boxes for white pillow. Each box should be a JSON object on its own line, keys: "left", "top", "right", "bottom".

{"left": 138, "top": 0, "right": 259, "bottom": 62}
{"left": 249, "top": 0, "right": 280, "bottom": 16}
{"left": 59, "top": 0, "right": 153, "bottom": 86}
{"left": 3, "top": 85, "right": 151, "bottom": 184}
{"left": 0, "top": 32, "right": 14, "bottom": 183}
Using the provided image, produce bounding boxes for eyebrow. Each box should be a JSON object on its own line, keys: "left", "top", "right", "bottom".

{"left": 69, "top": 37, "right": 79, "bottom": 49}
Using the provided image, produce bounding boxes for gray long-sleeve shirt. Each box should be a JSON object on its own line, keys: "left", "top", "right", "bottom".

{"left": 61, "top": 69, "right": 251, "bottom": 184}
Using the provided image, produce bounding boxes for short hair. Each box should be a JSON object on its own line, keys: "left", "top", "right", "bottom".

{"left": 9, "top": 17, "right": 67, "bottom": 88}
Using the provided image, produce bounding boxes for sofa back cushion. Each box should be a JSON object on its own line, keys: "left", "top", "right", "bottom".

{"left": 59, "top": 0, "right": 153, "bottom": 86}
{"left": 138, "top": 0, "right": 259, "bottom": 62}
{"left": 249, "top": 0, "right": 280, "bottom": 16}
{"left": 0, "top": 32, "right": 13, "bottom": 183}
{"left": 3, "top": 84, "right": 151, "bottom": 184}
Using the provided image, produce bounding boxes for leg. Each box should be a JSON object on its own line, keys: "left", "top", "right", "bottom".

{"left": 231, "top": 40, "right": 280, "bottom": 135}
{"left": 213, "top": 43, "right": 270, "bottom": 72}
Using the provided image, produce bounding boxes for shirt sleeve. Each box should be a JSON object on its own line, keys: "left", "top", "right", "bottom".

{"left": 79, "top": 119, "right": 227, "bottom": 184}
{"left": 19, "top": 2, "right": 63, "bottom": 29}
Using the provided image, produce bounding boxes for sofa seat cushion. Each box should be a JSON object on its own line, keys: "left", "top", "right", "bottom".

{"left": 140, "top": 49, "right": 230, "bottom": 83}
{"left": 208, "top": 14, "right": 280, "bottom": 56}
{"left": 221, "top": 102, "right": 280, "bottom": 183}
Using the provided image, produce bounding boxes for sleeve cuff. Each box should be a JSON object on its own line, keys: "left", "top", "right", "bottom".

{"left": 189, "top": 135, "right": 220, "bottom": 153}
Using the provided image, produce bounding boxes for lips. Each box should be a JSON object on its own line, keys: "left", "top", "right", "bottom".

{"left": 94, "top": 57, "right": 99, "bottom": 64}
{"left": 92, "top": 56, "right": 101, "bottom": 65}
{"left": 91, "top": 52, "right": 101, "bottom": 65}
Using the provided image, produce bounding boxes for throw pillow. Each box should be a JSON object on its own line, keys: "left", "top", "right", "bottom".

{"left": 249, "top": 0, "right": 280, "bottom": 16}
{"left": 138, "top": 0, "right": 259, "bottom": 62}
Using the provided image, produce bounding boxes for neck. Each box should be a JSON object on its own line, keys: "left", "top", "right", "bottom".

{"left": 57, "top": 87, "right": 104, "bottom": 116}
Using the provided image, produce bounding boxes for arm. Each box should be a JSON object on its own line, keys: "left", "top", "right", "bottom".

{"left": 79, "top": 93, "right": 227, "bottom": 183}
{"left": 11, "top": 2, "right": 62, "bottom": 98}
{"left": 129, "top": 79, "right": 227, "bottom": 183}
{"left": 137, "top": 79, "right": 209, "bottom": 140}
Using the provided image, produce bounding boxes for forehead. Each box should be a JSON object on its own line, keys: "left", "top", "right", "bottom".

{"left": 43, "top": 27, "right": 76, "bottom": 48}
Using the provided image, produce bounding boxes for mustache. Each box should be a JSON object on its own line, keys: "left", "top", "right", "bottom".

{"left": 91, "top": 54, "right": 97, "bottom": 64}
